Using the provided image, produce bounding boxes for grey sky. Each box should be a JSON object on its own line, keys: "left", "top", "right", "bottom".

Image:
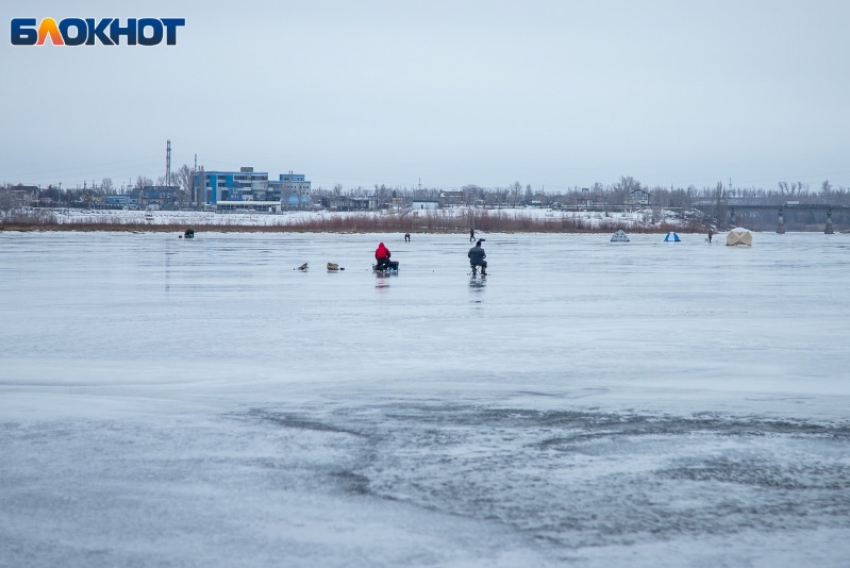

{"left": 4, "top": 0, "right": 849, "bottom": 191}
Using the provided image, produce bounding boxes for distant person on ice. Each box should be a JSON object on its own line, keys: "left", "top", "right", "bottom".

{"left": 375, "top": 242, "right": 392, "bottom": 270}
{"left": 707, "top": 228, "right": 714, "bottom": 243}
{"left": 468, "top": 239, "right": 487, "bottom": 276}
{"left": 470, "top": 228, "right": 476, "bottom": 242}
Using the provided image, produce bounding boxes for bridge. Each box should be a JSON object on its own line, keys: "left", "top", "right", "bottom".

{"left": 695, "top": 201, "right": 850, "bottom": 234}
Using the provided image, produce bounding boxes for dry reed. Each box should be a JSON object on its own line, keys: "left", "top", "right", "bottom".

{"left": 1, "top": 209, "right": 705, "bottom": 234}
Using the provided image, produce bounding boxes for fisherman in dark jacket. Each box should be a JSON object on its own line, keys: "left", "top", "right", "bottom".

{"left": 467, "top": 239, "right": 487, "bottom": 275}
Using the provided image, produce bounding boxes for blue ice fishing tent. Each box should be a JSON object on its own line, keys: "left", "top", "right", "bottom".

{"left": 664, "top": 232, "right": 681, "bottom": 242}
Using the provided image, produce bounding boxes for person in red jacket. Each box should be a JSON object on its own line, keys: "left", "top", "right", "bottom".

{"left": 375, "top": 242, "right": 391, "bottom": 270}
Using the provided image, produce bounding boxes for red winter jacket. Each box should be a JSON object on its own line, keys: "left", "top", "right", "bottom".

{"left": 375, "top": 243, "right": 390, "bottom": 260}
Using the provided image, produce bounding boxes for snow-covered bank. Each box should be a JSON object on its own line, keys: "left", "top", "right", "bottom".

{"left": 2, "top": 205, "right": 705, "bottom": 232}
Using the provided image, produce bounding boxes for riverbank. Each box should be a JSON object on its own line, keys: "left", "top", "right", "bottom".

{"left": 0, "top": 207, "right": 704, "bottom": 234}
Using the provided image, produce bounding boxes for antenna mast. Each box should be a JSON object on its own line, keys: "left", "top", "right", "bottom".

{"left": 165, "top": 140, "right": 172, "bottom": 185}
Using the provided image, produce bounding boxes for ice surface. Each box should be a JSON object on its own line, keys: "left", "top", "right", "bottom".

{"left": 1, "top": 230, "right": 849, "bottom": 567}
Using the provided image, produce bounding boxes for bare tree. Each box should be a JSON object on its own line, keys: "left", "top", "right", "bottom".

{"left": 172, "top": 165, "right": 191, "bottom": 191}
{"left": 777, "top": 181, "right": 802, "bottom": 197}
{"left": 668, "top": 188, "right": 690, "bottom": 208}
{"left": 136, "top": 176, "right": 153, "bottom": 189}
{"left": 376, "top": 184, "right": 389, "bottom": 207}
{"left": 101, "top": 178, "right": 114, "bottom": 193}
{"left": 497, "top": 188, "right": 510, "bottom": 208}
{"left": 713, "top": 181, "right": 726, "bottom": 225}
{"left": 461, "top": 184, "right": 482, "bottom": 205}
{"left": 612, "top": 176, "right": 642, "bottom": 205}
{"left": 166, "top": 165, "right": 193, "bottom": 206}
{"left": 0, "top": 187, "right": 12, "bottom": 212}
{"left": 511, "top": 181, "right": 522, "bottom": 205}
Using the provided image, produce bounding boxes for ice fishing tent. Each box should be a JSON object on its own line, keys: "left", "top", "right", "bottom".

{"left": 726, "top": 227, "right": 753, "bottom": 247}
{"left": 610, "top": 230, "right": 630, "bottom": 243}
{"left": 663, "top": 232, "right": 681, "bottom": 242}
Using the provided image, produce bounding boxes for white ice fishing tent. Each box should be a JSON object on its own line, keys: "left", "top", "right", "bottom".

{"left": 610, "top": 230, "right": 630, "bottom": 243}
{"left": 726, "top": 227, "right": 753, "bottom": 246}
{"left": 664, "top": 232, "right": 681, "bottom": 242}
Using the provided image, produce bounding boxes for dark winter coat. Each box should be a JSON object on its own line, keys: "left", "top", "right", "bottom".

{"left": 467, "top": 245, "right": 486, "bottom": 265}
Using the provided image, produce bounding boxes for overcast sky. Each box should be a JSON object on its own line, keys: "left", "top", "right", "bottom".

{"left": 3, "top": 0, "right": 849, "bottom": 192}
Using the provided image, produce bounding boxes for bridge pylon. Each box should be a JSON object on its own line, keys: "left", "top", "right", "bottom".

{"left": 777, "top": 209, "right": 785, "bottom": 234}
{"left": 825, "top": 209, "right": 834, "bottom": 234}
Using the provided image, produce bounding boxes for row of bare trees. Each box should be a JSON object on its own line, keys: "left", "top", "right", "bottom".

{"left": 5, "top": 172, "right": 849, "bottom": 213}
{"left": 314, "top": 176, "right": 848, "bottom": 208}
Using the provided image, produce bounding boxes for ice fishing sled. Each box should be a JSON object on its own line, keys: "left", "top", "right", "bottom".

{"left": 372, "top": 261, "right": 399, "bottom": 273}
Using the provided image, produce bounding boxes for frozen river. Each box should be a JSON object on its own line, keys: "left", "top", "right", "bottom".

{"left": 2, "top": 230, "right": 850, "bottom": 567}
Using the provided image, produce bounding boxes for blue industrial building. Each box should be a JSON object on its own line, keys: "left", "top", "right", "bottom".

{"left": 194, "top": 167, "right": 311, "bottom": 208}
{"left": 195, "top": 167, "right": 269, "bottom": 204}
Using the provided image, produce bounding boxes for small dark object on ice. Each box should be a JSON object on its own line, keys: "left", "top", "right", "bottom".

{"left": 373, "top": 261, "right": 399, "bottom": 273}
{"left": 184, "top": 228, "right": 195, "bottom": 239}
{"left": 296, "top": 263, "right": 308, "bottom": 271}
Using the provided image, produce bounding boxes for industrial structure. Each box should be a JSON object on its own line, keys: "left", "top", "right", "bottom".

{"left": 193, "top": 167, "right": 312, "bottom": 209}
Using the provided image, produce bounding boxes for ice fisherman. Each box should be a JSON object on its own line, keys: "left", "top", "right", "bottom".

{"left": 468, "top": 239, "right": 487, "bottom": 276}
{"left": 707, "top": 228, "right": 714, "bottom": 243}
{"left": 375, "top": 242, "right": 392, "bottom": 270}
{"left": 469, "top": 228, "right": 476, "bottom": 242}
